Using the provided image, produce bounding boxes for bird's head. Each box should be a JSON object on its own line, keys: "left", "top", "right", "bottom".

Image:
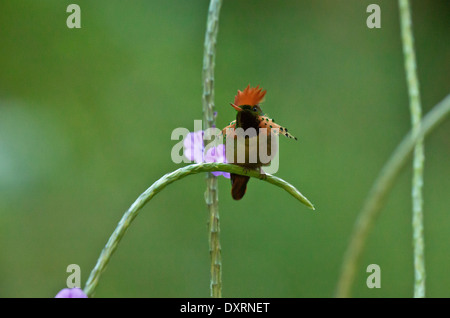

{"left": 230, "top": 85, "right": 266, "bottom": 116}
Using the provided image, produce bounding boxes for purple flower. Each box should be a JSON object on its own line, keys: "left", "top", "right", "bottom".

{"left": 183, "top": 131, "right": 230, "bottom": 179}
{"left": 55, "top": 288, "right": 88, "bottom": 298}
{"left": 183, "top": 130, "right": 205, "bottom": 163}
{"left": 205, "top": 144, "right": 230, "bottom": 178}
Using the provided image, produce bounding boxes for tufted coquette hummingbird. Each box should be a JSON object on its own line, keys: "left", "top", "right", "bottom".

{"left": 221, "top": 85, "right": 297, "bottom": 200}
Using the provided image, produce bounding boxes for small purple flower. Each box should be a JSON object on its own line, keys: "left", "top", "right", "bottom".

{"left": 183, "top": 131, "right": 230, "bottom": 179}
{"left": 205, "top": 144, "right": 231, "bottom": 178}
{"left": 55, "top": 288, "right": 88, "bottom": 298}
{"left": 183, "top": 130, "right": 204, "bottom": 163}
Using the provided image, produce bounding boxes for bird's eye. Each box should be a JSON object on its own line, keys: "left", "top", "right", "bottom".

{"left": 253, "top": 106, "right": 258, "bottom": 112}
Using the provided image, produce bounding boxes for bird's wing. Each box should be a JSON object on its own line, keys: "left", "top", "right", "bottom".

{"left": 258, "top": 116, "right": 298, "bottom": 140}
{"left": 220, "top": 120, "right": 236, "bottom": 137}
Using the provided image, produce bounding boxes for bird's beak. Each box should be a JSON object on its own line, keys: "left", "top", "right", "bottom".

{"left": 230, "top": 103, "right": 242, "bottom": 112}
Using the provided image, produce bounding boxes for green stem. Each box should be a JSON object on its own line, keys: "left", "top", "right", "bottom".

{"left": 83, "top": 163, "right": 314, "bottom": 297}
{"left": 335, "top": 94, "right": 450, "bottom": 298}
{"left": 202, "top": 0, "right": 223, "bottom": 298}
{"left": 398, "top": 0, "right": 426, "bottom": 298}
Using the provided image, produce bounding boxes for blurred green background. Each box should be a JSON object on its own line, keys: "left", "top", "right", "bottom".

{"left": 0, "top": 0, "right": 449, "bottom": 298}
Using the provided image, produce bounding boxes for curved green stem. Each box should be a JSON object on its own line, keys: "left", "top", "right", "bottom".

{"left": 335, "top": 94, "right": 450, "bottom": 298}
{"left": 83, "top": 163, "right": 314, "bottom": 297}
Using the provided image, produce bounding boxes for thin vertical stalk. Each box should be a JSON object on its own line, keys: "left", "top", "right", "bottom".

{"left": 399, "top": 0, "right": 426, "bottom": 298}
{"left": 202, "top": 0, "right": 223, "bottom": 298}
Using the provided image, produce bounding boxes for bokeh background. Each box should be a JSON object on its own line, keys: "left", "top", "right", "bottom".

{"left": 0, "top": 0, "right": 449, "bottom": 298}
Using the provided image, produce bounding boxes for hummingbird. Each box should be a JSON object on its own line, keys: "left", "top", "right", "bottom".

{"left": 221, "top": 85, "right": 297, "bottom": 200}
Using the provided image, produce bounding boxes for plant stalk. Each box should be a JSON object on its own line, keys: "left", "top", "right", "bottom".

{"left": 202, "top": 0, "right": 223, "bottom": 298}
{"left": 398, "top": 0, "right": 426, "bottom": 298}
{"left": 83, "top": 163, "right": 315, "bottom": 297}
{"left": 335, "top": 94, "right": 450, "bottom": 298}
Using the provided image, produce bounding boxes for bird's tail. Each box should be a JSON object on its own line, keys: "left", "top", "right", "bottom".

{"left": 231, "top": 173, "right": 250, "bottom": 200}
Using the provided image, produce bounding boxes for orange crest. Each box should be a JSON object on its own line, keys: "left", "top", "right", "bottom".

{"left": 234, "top": 85, "right": 267, "bottom": 106}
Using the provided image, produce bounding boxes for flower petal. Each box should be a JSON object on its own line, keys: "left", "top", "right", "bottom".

{"left": 206, "top": 144, "right": 230, "bottom": 178}
{"left": 221, "top": 172, "right": 231, "bottom": 179}
{"left": 183, "top": 131, "right": 204, "bottom": 163}
{"left": 55, "top": 288, "right": 88, "bottom": 298}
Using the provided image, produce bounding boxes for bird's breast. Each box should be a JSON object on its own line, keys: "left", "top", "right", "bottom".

{"left": 225, "top": 131, "right": 278, "bottom": 169}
